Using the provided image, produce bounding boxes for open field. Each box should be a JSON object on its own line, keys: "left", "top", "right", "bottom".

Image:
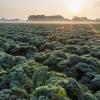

{"left": 0, "top": 23, "right": 100, "bottom": 100}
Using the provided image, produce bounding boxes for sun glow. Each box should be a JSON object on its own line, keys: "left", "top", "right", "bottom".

{"left": 67, "top": 0, "right": 84, "bottom": 13}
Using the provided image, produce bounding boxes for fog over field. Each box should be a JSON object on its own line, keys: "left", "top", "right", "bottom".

{"left": 0, "top": 0, "right": 100, "bottom": 19}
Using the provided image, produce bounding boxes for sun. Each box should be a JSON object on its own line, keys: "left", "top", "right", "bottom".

{"left": 67, "top": 0, "right": 84, "bottom": 13}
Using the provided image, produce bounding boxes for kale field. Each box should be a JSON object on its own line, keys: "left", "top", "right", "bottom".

{"left": 0, "top": 23, "right": 100, "bottom": 100}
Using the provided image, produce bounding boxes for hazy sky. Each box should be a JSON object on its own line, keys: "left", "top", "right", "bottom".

{"left": 0, "top": 0, "right": 100, "bottom": 19}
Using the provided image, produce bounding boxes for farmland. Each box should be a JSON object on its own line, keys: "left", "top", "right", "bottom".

{"left": 0, "top": 23, "right": 100, "bottom": 100}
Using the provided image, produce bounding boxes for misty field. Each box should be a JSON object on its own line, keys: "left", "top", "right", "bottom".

{"left": 0, "top": 23, "right": 100, "bottom": 100}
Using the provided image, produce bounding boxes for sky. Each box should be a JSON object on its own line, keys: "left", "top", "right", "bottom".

{"left": 0, "top": 0, "right": 100, "bottom": 19}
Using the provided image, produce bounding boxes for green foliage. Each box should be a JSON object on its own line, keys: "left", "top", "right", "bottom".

{"left": 90, "top": 46, "right": 100, "bottom": 59}
{"left": 95, "top": 91, "right": 100, "bottom": 100}
{"left": 57, "top": 78, "right": 90, "bottom": 100}
{"left": 32, "top": 85, "right": 69, "bottom": 100}
{"left": 0, "top": 52, "right": 15, "bottom": 69}
{"left": 39, "top": 41, "right": 64, "bottom": 51}
{"left": 32, "top": 66, "right": 48, "bottom": 89}
{"left": 11, "top": 86, "right": 31, "bottom": 98}
{"left": 9, "top": 45, "right": 38, "bottom": 59}
{"left": 82, "top": 55, "right": 100, "bottom": 73}
{"left": 71, "top": 62, "right": 96, "bottom": 80}
{"left": 57, "top": 60, "right": 69, "bottom": 71}
{"left": 0, "top": 89, "right": 26, "bottom": 100}
{"left": 0, "top": 52, "right": 26, "bottom": 69}
{"left": 0, "top": 24, "right": 100, "bottom": 100}
{"left": 43, "top": 56, "right": 65, "bottom": 71}
{"left": 34, "top": 52, "right": 50, "bottom": 63}
{"left": 69, "top": 55, "right": 83, "bottom": 66}
{"left": 82, "top": 92, "right": 98, "bottom": 100}
{"left": 45, "top": 71, "right": 67, "bottom": 85}
{"left": 91, "top": 75, "right": 100, "bottom": 92}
